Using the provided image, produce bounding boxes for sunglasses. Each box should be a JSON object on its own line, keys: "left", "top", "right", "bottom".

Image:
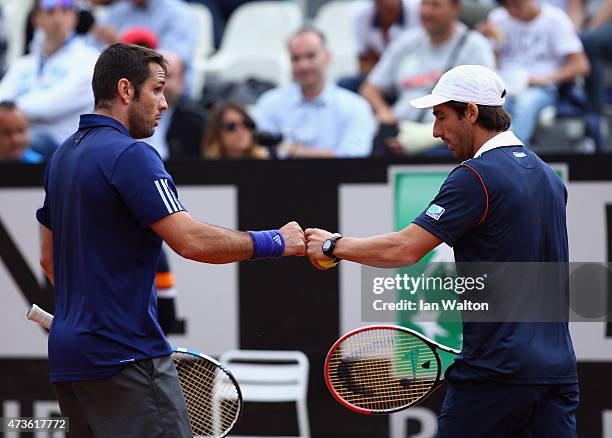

{"left": 222, "top": 118, "right": 255, "bottom": 132}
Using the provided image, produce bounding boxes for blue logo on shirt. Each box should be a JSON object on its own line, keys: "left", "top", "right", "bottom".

{"left": 426, "top": 204, "right": 445, "bottom": 220}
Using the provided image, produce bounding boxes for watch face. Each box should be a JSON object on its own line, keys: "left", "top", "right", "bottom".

{"left": 322, "top": 240, "right": 332, "bottom": 252}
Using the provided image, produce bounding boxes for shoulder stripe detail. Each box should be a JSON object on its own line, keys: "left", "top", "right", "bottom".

{"left": 162, "top": 178, "right": 183, "bottom": 212}
{"left": 160, "top": 179, "right": 179, "bottom": 212}
{"left": 460, "top": 163, "right": 489, "bottom": 227}
{"left": 154, "top": 179, "right": 173, "bottom": 214}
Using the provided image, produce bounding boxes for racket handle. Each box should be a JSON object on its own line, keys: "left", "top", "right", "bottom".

{"left": 27, "top": 304, "right": 53, "bottom": 329}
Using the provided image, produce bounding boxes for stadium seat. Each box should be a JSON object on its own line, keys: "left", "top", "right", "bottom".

{"left": 313, "top": 0, "right": 368, "bottom": 83}
{"left": 188, "top": 2, "right": 215, "bottom": 98}
{"left": 201, "top": 2, "right": 303, "bottom": 87}
{"left": 219, "top": 349, "right": 310, "bottom": 438}
{"left": 1, "top": 0, "right": 35, "bottom": 65}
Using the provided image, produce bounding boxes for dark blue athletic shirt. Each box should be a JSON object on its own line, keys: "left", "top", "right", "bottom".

{"left": 413, "top": 137, "right": 577, "bottom": 384}
{"left": 36, "top": 114, "right": 186, "bottom": 382}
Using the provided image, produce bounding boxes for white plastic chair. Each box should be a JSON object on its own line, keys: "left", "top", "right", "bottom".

{"left": 219, "top": 349, "right": 310, "bottom": 438}
{"left": 187, "top": 2, "right": 215, "bottom": 98}
{"left": 188, "top": 2, "right": 215, "bottom": 59}
{"left": 202, "top": 2, "right": 303, "bottom": 86}
{"left": 313, "top": 0, "right": 368, "bottom": 82}
{"left": 1, "top": 0, "right": 35, "bottom": 65}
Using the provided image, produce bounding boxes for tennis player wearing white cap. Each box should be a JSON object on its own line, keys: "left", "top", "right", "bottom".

{"left": 306, "top": 64, "right": 578, "bottom": 437}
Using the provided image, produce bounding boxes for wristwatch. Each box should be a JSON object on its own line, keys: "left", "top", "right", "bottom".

{"left": 322, "top": 234, "right": 343, "bottom": 263}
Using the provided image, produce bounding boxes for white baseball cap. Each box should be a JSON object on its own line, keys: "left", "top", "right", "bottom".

{"left": 410, "top": 65, "right": 507, "bottom": 109}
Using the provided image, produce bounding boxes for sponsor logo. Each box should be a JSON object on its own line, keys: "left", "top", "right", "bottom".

{"left": 426, "top": 204, "right": 445, "bottom": 221}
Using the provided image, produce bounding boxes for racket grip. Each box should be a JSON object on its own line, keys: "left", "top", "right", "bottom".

{"left": 27, "top": 304, "right": 53, "bottom": 329}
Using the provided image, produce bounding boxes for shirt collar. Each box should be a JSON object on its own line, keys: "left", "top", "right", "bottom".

{"left": 296, "top": 82, "right": 334, "bottom": 106}
{"left": 78, "top": 114, "right": 130, "bottom": 137}
{"left": 473, "top": 131, "right": 523, "bottom": 158}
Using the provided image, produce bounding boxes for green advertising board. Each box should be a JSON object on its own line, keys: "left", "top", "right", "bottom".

{"left": 393, "top": 167, "right": 462, "bottom": 373}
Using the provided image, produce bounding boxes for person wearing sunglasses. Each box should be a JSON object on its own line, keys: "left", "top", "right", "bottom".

{"left": 201, "top": 102, "right": 269, "bottom": 159}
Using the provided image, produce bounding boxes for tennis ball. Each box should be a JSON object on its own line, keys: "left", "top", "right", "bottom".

{"left": 316, "top": 259, "right": 338, "bottom": 269}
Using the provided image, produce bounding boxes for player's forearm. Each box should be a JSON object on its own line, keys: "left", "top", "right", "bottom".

{"left": 39, "top": 226, "right": 54, "bottom": 285}
{"left": 40, "top": 259, "right": 54, "bottom": 285}
{"left": 180, "top": 223, "right": 253, "bottom": 264}
{"left": 333, "top": 233, "right": 422, "bottom": 268}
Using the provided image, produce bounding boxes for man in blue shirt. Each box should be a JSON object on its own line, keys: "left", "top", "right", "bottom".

{"left": 254, "top": 27, "right": 375, "bottom": 158}
{"left": 37, "top": 43, "right": 306, "bottom": 437}
{"left": 306, "top": 65, "right": 578, "bottom": 436}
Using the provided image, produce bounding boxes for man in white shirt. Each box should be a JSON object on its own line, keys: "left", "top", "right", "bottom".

{"left": 0, "top": 0, "right": 98, "bottom": 157}
{"left": 480, "top": 0, "right": 590, "bottom": 144}
{"left": 339, "top": 0, "right": 421, "bottom": 92}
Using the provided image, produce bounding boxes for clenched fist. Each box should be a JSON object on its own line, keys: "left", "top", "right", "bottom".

{"left": 279, "top": 221, "right": 306, "bottom": 257}
{"left": 305, "top": 228, "right": 336, "bottom": 270}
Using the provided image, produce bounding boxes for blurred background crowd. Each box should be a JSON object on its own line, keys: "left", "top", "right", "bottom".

{"left": 0, "top": 0, "right": 610, "bottom": 164}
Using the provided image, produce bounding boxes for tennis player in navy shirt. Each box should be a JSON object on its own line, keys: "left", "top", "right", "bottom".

{"left": 36, "top": 43, "right": 306, "bottom": 437}
{"left": 306, "top": 65, "right": 578, "bottom": 437}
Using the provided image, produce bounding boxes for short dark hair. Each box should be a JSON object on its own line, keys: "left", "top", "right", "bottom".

{"left": 0, "top": 101, "right": 17, "bottom": 111}
{"left": 289, "top": 26, "right": 327, "bottom": 48}
{"left": 445, "top": 101, "right": 511, "bottom": 132}
{"left": 92, "top": 43, "right": 167, "bottom": 108}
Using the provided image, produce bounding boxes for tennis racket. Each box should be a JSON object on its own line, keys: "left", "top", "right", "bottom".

{"left": 27, "top": 304, "right": 242, "bottom": 438}
{"left": 324, "top": 324, "right": 460, "bottom": 415}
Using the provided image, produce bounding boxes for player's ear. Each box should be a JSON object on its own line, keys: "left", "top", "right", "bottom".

{"left": 117, "top": 78, "right": 133, "bottom": 104}
{"left": 466, "top": 103, "right": 479, "bottom": 124}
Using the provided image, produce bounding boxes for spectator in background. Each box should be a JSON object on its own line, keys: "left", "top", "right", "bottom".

{"left": 202, "top": 102, "right": 269, "bottom": 159}
{"left": 360, "top": 0, "right": 495, "bottom": 155}
{"left": 339, "top": 0, "right": 422, "bottom": 93}
{"left": 126, "top": 44, "right": 206, "bottom": 159}
{"left": 93, "top": 0, "right": 197, "bottom": 90}
{"left": 0, "top": 101, "right": 43, "bottom": 163}
{"left": 480, "top": 0, "right": 590, "bottom": 145}
{"left": 581, "top": 0, "right": 612, "bottom": 152}
{"left": 254, "top": 28, "right": 374, "bottom": 158}
{"left": 0, "top": 6, "right": 7, "bottom": 78}
{"left": 25, "top": 1, "right": 95, "bottom": 55}
{"left": 0, "top": 0, "right": 98, "bottom": 158}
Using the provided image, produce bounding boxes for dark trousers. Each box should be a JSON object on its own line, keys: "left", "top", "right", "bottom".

{"left": 54, "top": 355, "right": 192, "bottom": 438}
{"left": 438, "top": 380, "right": 579, "bottom": 438}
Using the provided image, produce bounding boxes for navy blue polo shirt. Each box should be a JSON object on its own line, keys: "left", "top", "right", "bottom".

{"left": 36, "top": 114, "right": 186, "bottom": 382}
{"left": 413, "top": 132, "right": 577, "bottom": 384}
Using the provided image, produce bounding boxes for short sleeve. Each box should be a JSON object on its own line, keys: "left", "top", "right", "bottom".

{"left": 457, "top": 32, "right": 496, "bottom": 70}
{"left": 412, "top": 165, "right": 487, "bottom": 246}
{"left": 367, "top": 35, "right": 406, "bottom": 91}
{"left": 551, "top": 9, "right": 583, "bottom": 57}
{"left": 111, "top": 142, "right": 187, "bottom": 227}
{"left": 352, "top": 4, "right": 371, "bottom": 56}
{"left": 253, "top": 90, "right": 282, "bottom": 135}
{"left": 36, "top": 163, "right": 52, "bottom": 229}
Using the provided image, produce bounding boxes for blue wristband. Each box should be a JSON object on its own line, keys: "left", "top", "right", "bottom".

{"left": 248, "top": 230, "right": 285, "bottom": 259}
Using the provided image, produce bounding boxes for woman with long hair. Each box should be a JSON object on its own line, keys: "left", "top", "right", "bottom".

{"left": 201, "top": 102, "right": 269, "bottom": 159}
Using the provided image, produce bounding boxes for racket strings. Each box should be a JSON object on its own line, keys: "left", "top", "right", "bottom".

{"left": 172, "top": 353, "right": 240, "bottom": 437}
{"left": 327, "top": 329, "right": 440, "bottom": 412}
